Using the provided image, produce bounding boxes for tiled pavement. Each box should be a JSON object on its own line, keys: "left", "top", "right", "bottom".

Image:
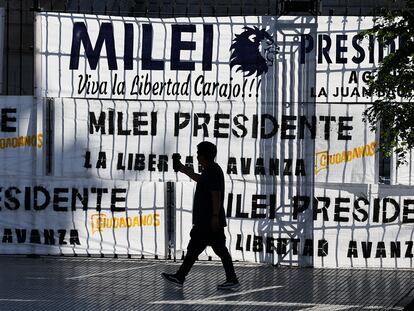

{"left": 0, "top": 256, "right": 412, "bottom": 311}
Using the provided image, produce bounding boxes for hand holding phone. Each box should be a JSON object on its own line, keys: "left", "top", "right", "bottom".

{"left": 172, "top": 153, "right": 182, "bottom": 172}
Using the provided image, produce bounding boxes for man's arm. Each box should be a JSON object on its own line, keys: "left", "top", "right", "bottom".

{"left": 178, "top": 163, "right": 201, "bottom": 182}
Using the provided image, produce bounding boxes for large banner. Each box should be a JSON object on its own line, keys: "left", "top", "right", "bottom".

{"left": 0, "top": 96, "right": 41, "bottom": 175}
{"left": 313, "top": 184, "right": 414, "bottom": 268}
{"left": 35, "top": 13, "right": 276, "bottom": 101}
{"left": 0, "top": 176, "right": 165, "bottom": 256}
{"left": 52, "top": 98, "right": 375, "bottom": 184}
{"left": 35, "top": 13, "right": 399, "bottom": 103}
{"left": 175, "top": 181, "right": 414, "bottom": 268}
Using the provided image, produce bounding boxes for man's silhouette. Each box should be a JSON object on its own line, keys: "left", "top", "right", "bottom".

{"left": 162, "top": 142, "right": 239, "bottom": 289}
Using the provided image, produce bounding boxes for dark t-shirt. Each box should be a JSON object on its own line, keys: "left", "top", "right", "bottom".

{"left": 192, "top": 162, "right": 226, "bottom": 229}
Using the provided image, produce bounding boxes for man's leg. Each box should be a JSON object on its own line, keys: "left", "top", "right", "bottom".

{"left": 175, "top": 227, "right": 208, "bottom": 281}
{"left": 210, "top": 229, "right": 237, "bottom": 281}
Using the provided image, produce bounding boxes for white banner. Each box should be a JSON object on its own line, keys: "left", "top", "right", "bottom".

{"left": 0, "top": 176, "right": 165, "bottom": 256}
{"left": 175, "top": 181, "right": 413, "bottom": 268}
{"left": 35, "top": 13, "right": 279, "bottom": 101}
{"left": 0, "top": 96, "right": 41, "bottom": 175}
{"left": 313, "top": 184, "right": 414, "bottom": 268}
{"left": 53, "top": 98, "right": 375, "bottom": 184}
{"left": 35, "top": 13, "right": 402, "bottom": 103}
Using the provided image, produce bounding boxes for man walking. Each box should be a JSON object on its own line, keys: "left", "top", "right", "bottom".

{"left": 162, "top": 141, "right": 239, "bottom": 289}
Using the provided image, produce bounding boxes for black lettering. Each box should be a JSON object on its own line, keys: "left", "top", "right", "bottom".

{"left": 89, "top": 112, "right": 106, "bottom": 134}
{"left": 253, "top": 235, "right": 263, "bottom": 252}
{"left": 16, "top": 229, "right": 26, "bottom": 243}
{"left": 251, "top": 195, "right": 266, "bottom": 218}
{"left": 5, "top": 187, "right": 20, "bottom": 210}
{"left": 227, "top": 157, "right": 237, "bottom": 174}
{"left": 283, "top": 159, "right": 292, "bottom": 176}
{"left": 236, "top": 234, "right": 243, "bottom": 251}
{"left": 91, "top": 188, "right": 108, "bottom": 211}
{"left": 300, "top": 34, "right": 313, "bottom": 64}
{"left": 141, "top": 24, "right": 164, "bottom": 70}
{"left": 362, "top": 241, "right": 372, "bottom": 258}
{"left": 336, "top": 35, "right": 348, "bottom": 63}
{"left": 2, "top": 229, "right": 13, "bottom": 243}
{"left": 96, "top": 151, "right": 107, "bottom": 169}
{"left": 84, "top": 151, "right": 92, "bottom": 168}
{"left": 334, "top": 197, "right": 350, "bottom": 222}
{"left": 255, "top": 158, "right": 265, "bottom": 175}
{"left": 214, "top": 114, "right": 229, "bottom": 138}
{"left": 148, "top": 154, "right": 156, "bottom": 171}
{"left": 281, "top": 115, "right": 296, "bottom": 139}
{"left": 1, "top": 108, "right": 17, "bottom": 132}
{"left": 347, "top": 240, "right": 358, "bottom": 258}
{"left": 338, "top": 116, "right": 353, "bottom": 140}
{"left": 303, "top": 239, "right": 313, "bottom": 256}
{"left": 318, "top": 239, "right": 328, "bottom": 257}
{"left": 375, "top": 241, "right": 386, "bottom": 258}
{"left": 293, "top": 196, "right": 310, "bottom": 219}
{"left": 171, "top": 25, "right": 196, "bottom": 70}
{"left": 403, "top": 199, "right": 414, "bottom": 223}
{"left": 70, "top": 22, "right": 117, "bottom": 70}
{"left": 235, "top": 194, "right": 248, "bottom": 218}
{"left": 69, "top": 230, "right": 81, "bottom": 245}
{"left": 58, "top": 229, "right": 67, "bottom": 245}
{"left": 134, "top": 154, "right": 145, "bottom": 171}
{"left": 353, "top": 198, "right": 369, "bottom": 222}
{"left": 261, "top": 114, "right": 278, "bottom": 139}
{"left": 383, "top": 198, "right": 399, "bottom": 223}
{"left": 299, "top": 116, "right": 316, "bottom": 139}
{"left": 133, "top": 112, "right": 148, "bottom": 135}
{"left": 313, "top": 197, "right": 330, "bottom": 221}
{"left": 405, "top": 241, "right": 413, "bottom": 258}
{"left": 117, "top": 112, "right": 131, "bottom": 135}
{"left": 318, "top": 34, "right": 332, "bottom": 64}
{"left": 232, "top": 114, "right": 248, "bottom": 138}
{"left": 193, "top": 113, "right": 210, "bottom": 137}
{"left": 391, "top": 241, "right": 401, "bottom": 258}
{"left": 174, "top": 113, "right": 190, "bottom": 136}
{"left": 111, "top": 188, "right": 126, "bottom": 212}
{"left": 71, "top": 188, "right": 89, "bottom": 211}
{"left": 53, "top": 188, "right": 69, "bottom": 212}
{"left": 33, "top": 186, "right": 50, "bottom": 211}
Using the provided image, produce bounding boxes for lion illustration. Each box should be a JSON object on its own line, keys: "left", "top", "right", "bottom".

{"left": 230, "top": 26, "right": 277, "bottom": 77}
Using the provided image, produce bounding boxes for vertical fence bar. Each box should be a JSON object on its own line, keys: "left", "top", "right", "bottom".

{"left": 19, "top": 0, "right": 23, "bottom": 95}
{"left": 5, "top": 0, "right": 9, "bottom": 94}
{"left": 45, "top": 98, "right": 54, "bottom": 175}
{"left": 165, "top": 182, "right": 176, "bottom": 261}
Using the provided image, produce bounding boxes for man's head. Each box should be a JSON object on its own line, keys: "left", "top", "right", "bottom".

{"left": 197, "top": 141, "right": 217, "bottom": 167}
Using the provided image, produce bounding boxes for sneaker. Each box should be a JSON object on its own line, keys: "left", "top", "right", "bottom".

{"left": 217, "top": 279, "right": 240, "bottom": 290}
{"left": 161, "top": 273, "right": 184, "bottom": 287}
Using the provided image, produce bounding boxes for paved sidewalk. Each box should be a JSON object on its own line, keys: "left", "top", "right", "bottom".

{"left": 0, "top": 256, "right": 412, "bottom": 311}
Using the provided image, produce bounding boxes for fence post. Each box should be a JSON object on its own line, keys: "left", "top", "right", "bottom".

{"left": 45, "top": 98, "right": 54, "bottom": 176}
{"left": 165, "top": 181, "right": 176, "bottom": 261}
